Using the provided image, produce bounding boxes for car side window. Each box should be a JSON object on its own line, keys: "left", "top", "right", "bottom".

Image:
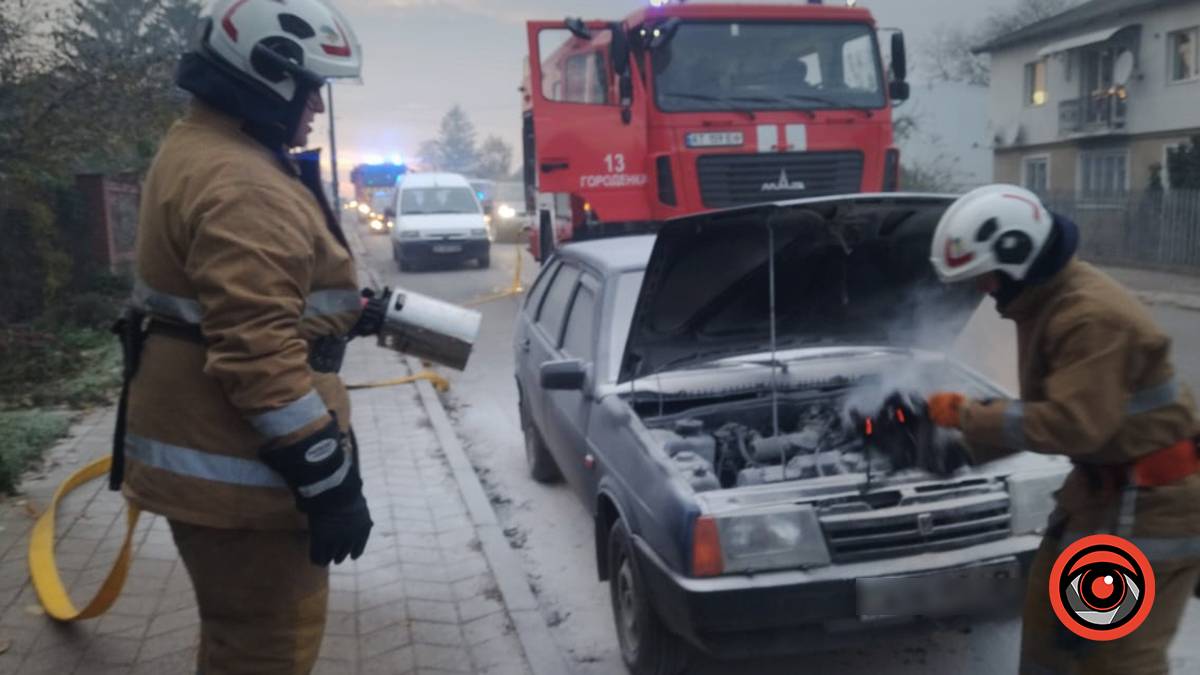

{"left": 561, "top": 280, "right": 597, "bottom": 361}
{"left": 536, "top": 264, "right": 580, "bottom": 342}
{"left": 525, "top": 260, "right": 560, "bottom": 313}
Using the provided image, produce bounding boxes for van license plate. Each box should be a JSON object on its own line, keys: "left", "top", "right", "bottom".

{"left": 433, "top": 244, "right": 462, "bottom": 254}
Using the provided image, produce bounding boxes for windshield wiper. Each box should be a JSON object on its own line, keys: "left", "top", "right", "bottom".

{"left": 660, "top": 91, "right": 756, "bottom": 120}
{"left": 774, "top": 93, "right": 876, "bottom": 118}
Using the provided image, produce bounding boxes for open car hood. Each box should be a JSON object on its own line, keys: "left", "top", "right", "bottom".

{"left": 618, "top": 194, "right": 983, "bottom": 383}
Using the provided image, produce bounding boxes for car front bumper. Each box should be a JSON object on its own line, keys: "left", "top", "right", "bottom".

{"left": 632, "top": 534, "right": 1039, "bottom": 658}
{"left": 396, "top": 238, "right": 490, "bottom": 260}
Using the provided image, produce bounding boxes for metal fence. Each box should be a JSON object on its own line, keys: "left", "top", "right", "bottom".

{"left": 1039, "top": 189, "right": 1200, "bottom": 274}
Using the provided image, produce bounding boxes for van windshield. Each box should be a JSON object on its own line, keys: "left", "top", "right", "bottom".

{"left": 400, "top": 187, "right": 481, "bottom": 215}
{"left": 652, "top": 21, "right": 885, "bottom": 112}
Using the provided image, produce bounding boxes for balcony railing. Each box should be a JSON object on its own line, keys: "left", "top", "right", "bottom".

{"left": 1058, "top": 91, "right": 1127, "bottom": 136}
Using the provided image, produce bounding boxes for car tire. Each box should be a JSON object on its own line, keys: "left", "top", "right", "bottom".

{"left": 608, "top": 520, "right": 689, "bottom": 675}
{"left": 519, "top": 397, "right": 561, "bottom": 484}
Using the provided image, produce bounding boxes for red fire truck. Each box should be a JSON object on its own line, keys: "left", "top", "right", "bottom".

{"left": 523, "top": 1, "right": 910, "bottom": 259}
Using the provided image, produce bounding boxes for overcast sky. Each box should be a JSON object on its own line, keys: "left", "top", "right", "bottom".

{"left": 313, "top": 0, "right": 1019, "bottom": 185}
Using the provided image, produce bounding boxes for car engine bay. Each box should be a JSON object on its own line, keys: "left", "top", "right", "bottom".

{"left": 643, "top": 390, "right": 973, "bottom": 493}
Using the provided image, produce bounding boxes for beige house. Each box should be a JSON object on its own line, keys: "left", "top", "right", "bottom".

{"left": 977, "top": 0, "right": 1200, "bottom": 199}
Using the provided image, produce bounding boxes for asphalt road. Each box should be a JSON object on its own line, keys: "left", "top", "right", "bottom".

{"left": 358, "top": 231, "right": 1200, "bottom": 675}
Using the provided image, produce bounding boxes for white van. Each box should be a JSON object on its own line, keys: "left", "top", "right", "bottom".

{"left": 389, "top": 173, "right": 491, "bottom": 271}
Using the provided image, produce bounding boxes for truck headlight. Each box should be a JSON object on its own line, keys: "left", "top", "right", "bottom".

{"left": 470, "top": 228, "right": 488, "bottom": 238}
{"left": 1007, "top": 465, "right": 1071, "bottom": 535}
{"left": 497, "top": 204, "right": 517, "bottom": 220}
{"left": 697, "top": 504, "right": 830, "bottom": 576}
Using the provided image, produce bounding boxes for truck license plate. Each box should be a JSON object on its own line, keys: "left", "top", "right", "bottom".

{"left": 433, "top": 244, "right": 462, "bottom": 254}
{"left": 856, "top": 559, "right": 1020, "bottom": 618}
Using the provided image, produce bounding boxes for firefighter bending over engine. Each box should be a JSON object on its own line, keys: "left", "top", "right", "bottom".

{"left": 920, "top": 185, "right": 1200, "bottom": 675}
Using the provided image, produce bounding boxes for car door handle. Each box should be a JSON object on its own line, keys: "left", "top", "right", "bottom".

{"left": 518, "top": 338, "right": 531, "bottom": 353}
{"left": 540, "top": 161, "right": 569, "bottom": 173}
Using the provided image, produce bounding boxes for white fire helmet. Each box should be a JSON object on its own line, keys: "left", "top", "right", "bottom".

{"left": 200, "top": 0, "right": 362, "bottom": 102}
{"left": 929, "top": 184, "right": 1054, "bottom": 284}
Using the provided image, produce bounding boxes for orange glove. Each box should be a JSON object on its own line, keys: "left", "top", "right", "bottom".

{"left": 927, "top": 392, "right": 966, "bottom": 429}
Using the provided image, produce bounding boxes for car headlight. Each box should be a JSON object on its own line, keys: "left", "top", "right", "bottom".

{"left": 386, "top": 220, "right": 395, "bottom": 230}
{"left": 369, "top": 220, "right": 384, "bottom": 231}
{"left": 398, "top": 230, "right": 421, "bottom": 239}
{"left": 1007, "top": 465, "right": 1071, "bottom": 535}
{"left": 483, "top": 214, "right": 493, "bottom": 226}
{"left": 357, "top": 203, "right": 371, "bottom": 215}
{"left": 693, "top": 505, "right": 830, "bottom": 576}
{"left": 497, "top": 204, "right": 517, "bottom": 220}
{"left": 470, "top": 228, "right": 488, "bottom": 238}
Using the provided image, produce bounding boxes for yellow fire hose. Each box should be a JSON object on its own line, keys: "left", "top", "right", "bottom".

{"left": 28, "top": 369, "right": 448, "bottom": 621}
{"left": 28, "top": 455, "right": 140, "bottom": 622}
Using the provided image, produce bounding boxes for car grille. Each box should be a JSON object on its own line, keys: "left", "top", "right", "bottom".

{"left": 818, "top": 490, "right": 1012, "bottom": 564}
{"left": 696, "top": 151, "right": 864, "bottom": 208}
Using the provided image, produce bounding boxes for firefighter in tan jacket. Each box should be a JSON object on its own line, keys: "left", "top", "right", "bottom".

{"left": 923, "top": 185, "right": 1200, "bottom": 675}
{"left": 119, "top": 1, "right": 378, "bottom": 672}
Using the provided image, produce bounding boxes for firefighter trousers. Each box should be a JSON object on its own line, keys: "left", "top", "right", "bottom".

{"left": 170, "top": 521, "right": 329, "bottom": 675}
{"left": 1018, "top": 528, "right": 1200, "bottom": 675}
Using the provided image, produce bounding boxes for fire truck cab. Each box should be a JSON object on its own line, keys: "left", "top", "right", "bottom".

{"left": 523, "top": 2, "right": 910, "bottom": 259}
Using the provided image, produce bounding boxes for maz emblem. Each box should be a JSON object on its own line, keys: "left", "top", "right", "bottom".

{"left": 761, "top": 169, "right": 806, "bottom": 192}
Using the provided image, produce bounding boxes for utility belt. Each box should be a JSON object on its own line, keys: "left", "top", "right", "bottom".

{"left": 1075, "top": 437, "right": 1200, "bottom": 493}
{"left": 109, "top": 311, "right": 348, "bottom": 490}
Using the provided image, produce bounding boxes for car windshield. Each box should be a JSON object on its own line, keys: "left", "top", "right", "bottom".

{"left": 400, "top": 187, "right": 480, "bottom": 215}
{"left": 608, "top": 271, "right": 646, "bottom": 380}
{"left": 652, "top": 21, "right": 885, "bottom": 112}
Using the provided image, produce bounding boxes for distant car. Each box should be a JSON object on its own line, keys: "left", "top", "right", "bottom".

{"left": 492, "top": 181, "right": 530, "bottom": 242}
{"left": 390, "top": 173, "right": 491, "bottom": 271}
{"left": 512, "top": 194, "right": 1069, "bottom": 675}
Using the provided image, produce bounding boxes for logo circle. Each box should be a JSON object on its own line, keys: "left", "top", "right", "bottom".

{"left": 1048, "top": 534, "right": 1155, "bottom": 641}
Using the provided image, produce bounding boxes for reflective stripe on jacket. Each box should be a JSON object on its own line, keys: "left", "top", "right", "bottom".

{"left": 123, "top": 102, "right": 359, "bottom": 530}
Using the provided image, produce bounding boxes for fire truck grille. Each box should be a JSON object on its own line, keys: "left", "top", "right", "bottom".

{"left": 819, "top": 492, "right": 1012, "bottom": 564}
{"left": 696, "top": 151, "right": 864, "bottom": 208}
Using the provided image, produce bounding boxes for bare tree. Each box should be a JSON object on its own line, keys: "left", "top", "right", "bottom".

{"left": 920, "top": 0, "right": 1079, "bottom": 86}
{"left": 474, "top": 135, "right": 514, "bottom": 180}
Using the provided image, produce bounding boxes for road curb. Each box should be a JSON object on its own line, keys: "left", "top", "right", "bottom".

{"left": 407, "top": 356, "right": 574, "bottom": 675}
{"left": 344, "top": 223, "right": 571, "bottom": 673}
{"left": 1134, "top": 291, "right": 1200, "bottom": 313}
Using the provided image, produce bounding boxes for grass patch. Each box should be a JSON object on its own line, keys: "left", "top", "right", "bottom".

{"left": 0, "top": 410, "right": 72, "bottom": 493}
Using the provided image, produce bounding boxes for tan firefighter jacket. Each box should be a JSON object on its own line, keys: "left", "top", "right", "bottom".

{"left": 123, "top": 102, "right": 361, "bottom": 530}
{"left": 960, "top": 259, "right": 1200, "bottom": 542}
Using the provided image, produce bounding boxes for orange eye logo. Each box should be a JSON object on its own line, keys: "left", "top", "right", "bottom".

{"left": 1048, "top": 534, "right": 1155, "bottom": 641}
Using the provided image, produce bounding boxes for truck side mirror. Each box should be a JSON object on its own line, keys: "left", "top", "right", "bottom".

{"left": 541, "top": 359, "right": 587, "bottom": 391}
{"left": 890, "top": 32, "right": 908, "bottom": 83}
{"left": 889, "top": 81, "right": 910, "bottom": 102}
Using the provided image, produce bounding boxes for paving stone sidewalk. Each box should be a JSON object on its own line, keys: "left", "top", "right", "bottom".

{"left": 0, "top": 340, "right": 535, "bottom": 675}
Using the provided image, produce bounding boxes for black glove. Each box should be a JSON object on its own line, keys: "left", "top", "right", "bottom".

{"left": 348, "top": 288, "right": 390, "bottom": 338}
{"left": 259, "top": 417, "right": 373, "bottom": 566}
{"left": 917, "top": 433, "right": 973, "bottom": 476}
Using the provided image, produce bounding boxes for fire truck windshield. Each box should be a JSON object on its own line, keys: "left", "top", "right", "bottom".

{"left": 651, "top": 21, "right": 885, "bottom": 113}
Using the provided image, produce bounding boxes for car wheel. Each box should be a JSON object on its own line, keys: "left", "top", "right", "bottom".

{"left": 519, "top": 397, "right": 561, "bottom": 483}
{"left": 608, "top": 520, "right": 689, "bottom": 675}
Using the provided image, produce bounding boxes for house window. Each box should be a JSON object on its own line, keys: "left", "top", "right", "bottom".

{"left": 1169, "top": 28, "right": 1198, "bottom": 82}
{"left": 1022, "top": 155, "right": 1050, "bottom": 194}
{"left": 1080, "top": 149, "right": 1128, "bottom": 200}
{"left": 1024, "top": 60, "right": 1047, "bottom": 106}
